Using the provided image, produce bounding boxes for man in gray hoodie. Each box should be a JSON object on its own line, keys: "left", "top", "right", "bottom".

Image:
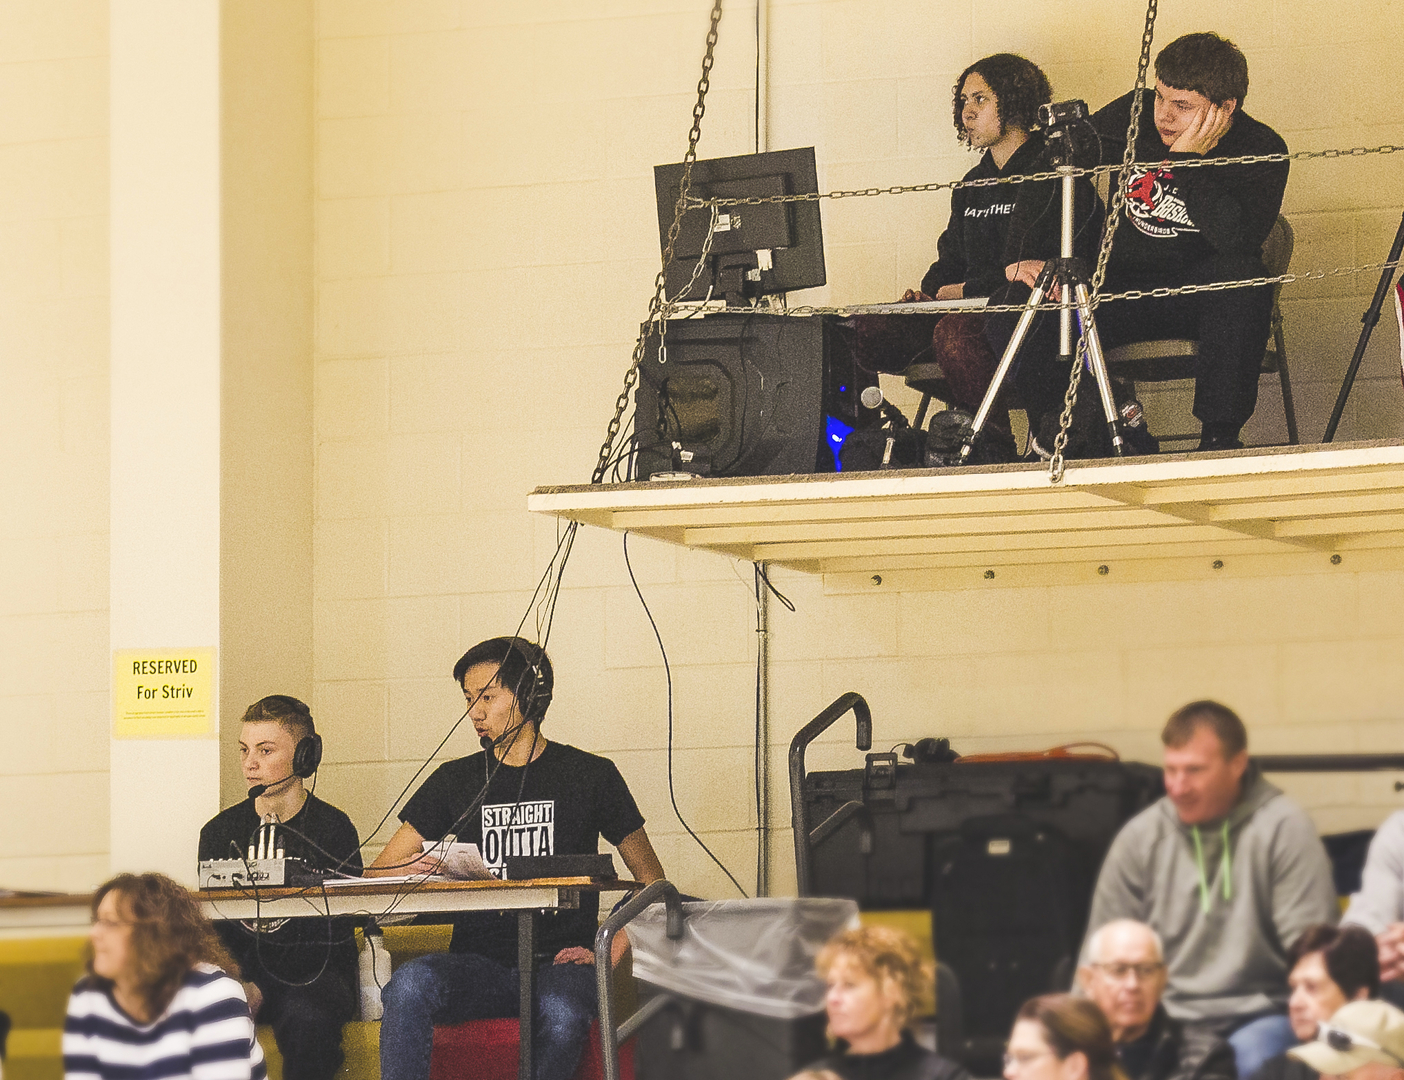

{"left": 1083, "top": 701, "right": 1340, "bottom": 1080}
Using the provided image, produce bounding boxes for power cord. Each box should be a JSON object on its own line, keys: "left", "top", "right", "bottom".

{"left": 623, "top": 531, "right": 747, "bottom": 897}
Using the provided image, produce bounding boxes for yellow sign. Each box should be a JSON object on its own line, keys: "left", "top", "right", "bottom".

{"left": 113, "top": 648, "right": 217, "bottom": 739}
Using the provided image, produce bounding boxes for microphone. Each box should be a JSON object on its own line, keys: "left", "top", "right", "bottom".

{"left": 247, "top": 774, "right": 298, "bottom": 800}
{"left": 479, "top": 719, "right": 530, "bottom": 752}
{"left": 859, "top": 384, "right": 910, "bottom": 428}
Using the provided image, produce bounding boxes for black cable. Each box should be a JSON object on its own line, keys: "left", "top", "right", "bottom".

{"left": 623, "top": 531, "right": 747, "bottom": 897}
{"left": 331, "top": 517, "right": 583, "bottom": 870}
{"left": 753, "top": 567, "right": 765, "bottom": 894}
{"left": 755, "top": 563, "right": 795, "bottom": 612}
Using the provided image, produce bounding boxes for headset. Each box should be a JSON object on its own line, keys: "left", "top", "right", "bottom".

{"left": 292, "top": 730, "right": 324, "bottom": 778}
{"left": 454, "top": 636, "right": 554, "bottom": 723}
{"left": 245, "top": 695, "right": 323, "bottom": 799}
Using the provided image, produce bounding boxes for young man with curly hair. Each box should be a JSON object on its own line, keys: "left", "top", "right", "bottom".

{"left": 914, "top": 53, "right": 1055, "bottom": 304}
{"left": 851, "top": 54, "right": 1053, "bottom": 455}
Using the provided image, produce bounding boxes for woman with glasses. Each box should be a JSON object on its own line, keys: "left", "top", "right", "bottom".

{"left": 1250, "top": 924, "right": 1380, "bottom": 1080}
{"left": 62, "top": 872, "right": 266, "bottom": 1080}
{"left": 1004, "top": 994, "right": 1129, "bottom": 1080}
{"left": 799, "top": 925, "right": 970, "bottom": 1080}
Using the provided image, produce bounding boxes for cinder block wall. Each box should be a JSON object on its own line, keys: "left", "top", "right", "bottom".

{"left": 308, "top": 0, "right": 1404, "bottom": 899}
{"left": 0, "top": 0, "right": 110, "bottom": 893}
{"left": 3, "top": 1, "right": 1404, "bottom": 895}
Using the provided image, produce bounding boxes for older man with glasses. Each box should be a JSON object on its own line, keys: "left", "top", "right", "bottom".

{"left": 1079, "top": 920, "right": 1236, "bottom": 1080}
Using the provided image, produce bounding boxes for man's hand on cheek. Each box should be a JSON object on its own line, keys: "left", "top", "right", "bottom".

{"left": 1171, "top": 103, "right": 1232, "bottom": 155}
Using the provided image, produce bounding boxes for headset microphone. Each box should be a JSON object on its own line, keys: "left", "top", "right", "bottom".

{"left": 247, "top": 774, "right": 297, "bottom": 800}
{"left": 480, "top": 719, "right": 530, "bottom": 753}
{"left": 247, "top": 733, "right": 324, "bottom": 799}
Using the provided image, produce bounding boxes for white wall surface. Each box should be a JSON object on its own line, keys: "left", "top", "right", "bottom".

{"left": 309, "top": 0, "right": 1404, "bottom": 900}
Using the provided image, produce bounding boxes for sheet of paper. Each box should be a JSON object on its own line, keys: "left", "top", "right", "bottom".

{"left": 422, "top": 839, "right": 497, "bottom": 881}
{"left": 319, "top": 874, "right": 446, "bottom": 887}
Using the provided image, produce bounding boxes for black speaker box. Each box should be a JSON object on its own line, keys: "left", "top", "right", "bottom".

{"left": 632, "top": 313, "right": 876, "bottom": 480}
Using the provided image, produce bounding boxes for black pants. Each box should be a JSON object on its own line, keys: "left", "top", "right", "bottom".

{"left": 984, "top": 252, "right": 1274, "bottom": 433}
{"left": 257, "top": 969, "right": 356, "bottom": 1080}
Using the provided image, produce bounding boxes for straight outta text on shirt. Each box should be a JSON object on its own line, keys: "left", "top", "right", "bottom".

{"left": 481, "top": 800, "right": 555, "bottom": 875}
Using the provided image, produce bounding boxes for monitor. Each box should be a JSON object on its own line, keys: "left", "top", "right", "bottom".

{"left": 653, "top": 147, "right": 826, "bottom": 307}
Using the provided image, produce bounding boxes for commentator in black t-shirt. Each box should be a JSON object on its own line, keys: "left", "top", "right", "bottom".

{"left": 198, "top": 695, "right": 362, "bottom": 1080}
{"left": 368, "top": 636, "right": 665, "bottom": 1080}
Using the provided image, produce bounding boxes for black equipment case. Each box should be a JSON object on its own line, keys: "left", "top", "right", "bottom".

{"left": 789, "top": 696, "right": 1404, "bottom": 1075}
{"left": 789, "top": 695, "right": 1163, "bottom": 1074}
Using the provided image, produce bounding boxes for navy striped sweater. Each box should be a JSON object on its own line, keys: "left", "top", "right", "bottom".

{"left": 63, "top": 964, "right": 266, "bottom": 1080}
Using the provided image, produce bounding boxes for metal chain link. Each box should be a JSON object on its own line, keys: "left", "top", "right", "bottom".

{"left": 590, "top": 0, "right": 724, "bottom": 485}
{"left": 717, "top": 256, "right": 1404, "bottom": 318}
{"left": 1049, "top": 0, "right": 1158, "bottom": 482}
{"left": 687, "top": 143, "right": 1404, "bottom": 208}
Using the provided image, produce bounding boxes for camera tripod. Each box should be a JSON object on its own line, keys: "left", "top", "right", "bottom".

{"left": 959, "top": 131, "right": 1126, "bottom": 462}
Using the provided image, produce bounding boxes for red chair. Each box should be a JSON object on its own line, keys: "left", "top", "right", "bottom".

{"left": 428, "top": 1018, "right": 634, "bottom": 1080}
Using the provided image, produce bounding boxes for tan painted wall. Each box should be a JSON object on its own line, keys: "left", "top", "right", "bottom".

{"left": 219, "top": 0, "right": 316, "bottom": 811}
{"left": 3, "top": 0, "right": 1403, "bottom": 897}
{"left": 0, "top": 0, "right": 110, "bottom": 893}
{"left": 309, "top": 0, "right": 1404, "bottom": 899}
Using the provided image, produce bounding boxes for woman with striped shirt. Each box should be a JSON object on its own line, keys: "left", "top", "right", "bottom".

{"left": 63, "top": 872, "right": 266, "bottom": 1080}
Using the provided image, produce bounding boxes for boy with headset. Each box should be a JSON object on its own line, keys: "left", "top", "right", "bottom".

{"left": 198, "top": 695, "right": 363, "bottom": 1080}
{"left": 369, "top": 636, "right": 665, "bottom": 1080}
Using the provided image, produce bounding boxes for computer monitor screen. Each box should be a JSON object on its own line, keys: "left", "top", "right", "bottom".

{"left": 654, "top": 147, "right": 825, "bottom": 306}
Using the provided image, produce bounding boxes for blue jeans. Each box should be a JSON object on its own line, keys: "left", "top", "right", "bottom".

{"left": 379, "top": 952, "right": 599, "bottom": 1080}
{"left": 1226, "top": 1012, "right": 1297, "bottom": 1080}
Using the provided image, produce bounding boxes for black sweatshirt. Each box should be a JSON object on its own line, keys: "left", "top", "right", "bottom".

{"left": 922, "top": 133, "right": 1050, "bottom": 299}
{"left": 199, "top": 794, "right": 363, "bottom": 986}
{"left": 1092, "top": 88, "right": 1289, "bottom": 281}
{"left": 807, "top": 1034, "right": 972, "bottom": 1080}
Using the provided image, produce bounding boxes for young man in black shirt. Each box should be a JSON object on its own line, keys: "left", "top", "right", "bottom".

{"left": 198, "top": 695, "right": 362, "bottom": 1080}
{"left": 991, "top": 32, "right": 1289, "bottom": 452}
{"left": 370, "top": 636, "right": 665, "bottom": 1080}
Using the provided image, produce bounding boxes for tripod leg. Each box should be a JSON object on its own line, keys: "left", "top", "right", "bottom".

{"left": 1073, "top": 284, "right": 1125, "bottom": 457}
{"left": 959, "top": 282, "right": 1049, "bottom": 463}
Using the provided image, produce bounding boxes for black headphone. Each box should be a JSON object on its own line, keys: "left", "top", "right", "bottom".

{"left": 454, "top": 637, "right": 554, "bottom": 722}
{"left": 292, "top": 732, "right": 323, "bottom": 778}
{"left": 512, "top": 640, "right": 553, "bottom": 721}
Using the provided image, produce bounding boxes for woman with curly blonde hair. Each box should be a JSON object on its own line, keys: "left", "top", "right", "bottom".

{"left": 62, "top": 872, "right": 266, "bottom": 1080}
{"left": 801, "top": 925, "right": 970, "bottom": 1080}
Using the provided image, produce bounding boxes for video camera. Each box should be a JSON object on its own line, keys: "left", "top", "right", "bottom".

{"left": 1038, "top": 99, "right": 1093, "bottom": 167}
{"left": 1038, "top": 99, "right": 1089, "bottom": 129}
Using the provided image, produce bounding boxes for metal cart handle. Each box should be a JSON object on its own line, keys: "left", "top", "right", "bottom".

{"left": 789, "top": 692, "right": 873, "bottom": 896}
{"left": 594, "top": 879, "right": 685, "bottom": 1080}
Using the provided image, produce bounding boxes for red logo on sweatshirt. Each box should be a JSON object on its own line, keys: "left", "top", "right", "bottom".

{"left": 1123, "top": 165, "right": 1198, "bottom": 239}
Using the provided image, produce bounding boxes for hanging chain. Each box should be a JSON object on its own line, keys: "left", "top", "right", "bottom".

{"left": 1049, "top": 0, "right": 1158, "bottom": 483}
{"left": 591, "top": 0, "right": 724, "bottom": 485}
{"left": 687, "top": 143, "right": 1403, "bottom": 210}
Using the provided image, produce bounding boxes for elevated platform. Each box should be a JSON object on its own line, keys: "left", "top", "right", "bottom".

{"left": 528, "top": 441, "right": 1404, "bottom": 589}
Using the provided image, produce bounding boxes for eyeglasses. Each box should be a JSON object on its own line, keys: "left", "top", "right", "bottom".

{"left": 1004, "top": 1050, "right": 1053, "bottom": 1070}
{"left": 1090, "top": 962, "right": 1165, "bottom": 982}
{"left": 1318, "top": 1024, "right": 1404, "bottom": 1067}
{"left": 90, "top": 916, "right": 134, "bottom": 931}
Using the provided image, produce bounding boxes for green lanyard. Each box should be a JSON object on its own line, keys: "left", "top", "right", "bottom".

{"left": 1191, "top": 821, "right": 1233, "bottom": 915}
